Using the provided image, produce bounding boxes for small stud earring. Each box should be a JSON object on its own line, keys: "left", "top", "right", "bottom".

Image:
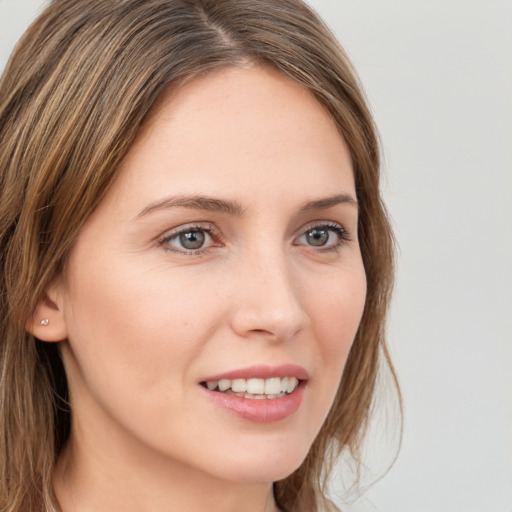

{"left": 39, "top": 318, "right": 49, "bottom": 326}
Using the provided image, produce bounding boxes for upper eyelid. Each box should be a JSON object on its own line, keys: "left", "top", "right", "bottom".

{"left": 159, "top": 222, "right": 218, "bottom": 239}
{"left": 296, "top": 220, "right": 349, "bottom": 235}
{"left": 301, "top": 220, "right": 343, "bottom": 229}
{"left": 158, "top": 220, "right": 349, "bottom": 240}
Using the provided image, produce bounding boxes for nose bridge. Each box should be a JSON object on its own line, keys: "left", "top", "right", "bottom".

{"left": 230, "top": 239, "right": 310, "bottom": 341}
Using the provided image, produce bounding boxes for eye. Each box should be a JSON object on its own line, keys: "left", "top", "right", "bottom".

{"left": 295, "top": 223, "right": 350, "bottom": 250}
{"left": 177, "top": 230, "right": 207, "bottom": 250}
{"left": 159, "top": 224, "right": 219, "bottom": 254}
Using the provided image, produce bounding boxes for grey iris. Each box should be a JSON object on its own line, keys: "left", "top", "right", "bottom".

{"left": 180, "top": 230, "right": 205, "bottom": 249}
{"left": 306, "top": 228, "right": 329, "bottom": 246}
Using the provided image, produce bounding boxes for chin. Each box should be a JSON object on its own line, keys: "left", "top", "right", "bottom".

{"left": 200, "top": 436, "right": 311, "bottom": 485}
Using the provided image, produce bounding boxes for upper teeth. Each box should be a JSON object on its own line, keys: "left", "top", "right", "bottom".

{"left": 205, "top": 377, "right": 299, "bottom": 395}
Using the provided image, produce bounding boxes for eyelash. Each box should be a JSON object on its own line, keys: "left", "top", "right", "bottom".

{"left": 295, "top": 222, "right": 352, "bottom": 253}
{"left": 158, "top": 223, "right": 221, "bottom": 256}
{"left": 158, "top": 222, "right": 351, "bottom": 256}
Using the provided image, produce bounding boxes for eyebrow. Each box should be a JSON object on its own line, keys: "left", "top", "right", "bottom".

{"left": 298, "top": 193, "right": 358, "bottom": 213}
{"left": 135, "top": 192, "right": 358, "bottom": 220}
{"left": 135, "top": 194, "right": 246, "bottom": 220}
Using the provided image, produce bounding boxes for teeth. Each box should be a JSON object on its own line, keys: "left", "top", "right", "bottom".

{"left": 204, "top": 377, "right": 300, "bottom": 397}
{"left": 264, "top": 377, "right": 281, "bottom": 395}
{"left": 218, "top": 379, "right": 231, "bottom": 391}
{"left": 247, "top": 378, "right": 265, "bottom": 394}
{"left": 232, "top": 379, "right": 247, "bottom": 392}
{"left": 287, "top": 377, "right": 298, "bottom": 393}
{"left": 206, "top": 381, "right": 218, "bottom": 390}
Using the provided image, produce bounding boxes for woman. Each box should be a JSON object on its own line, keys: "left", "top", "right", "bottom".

{"left": 0, "top": 1, "right": 397, "bottom": 511}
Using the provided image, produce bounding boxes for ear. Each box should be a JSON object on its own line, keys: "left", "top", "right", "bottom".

{"left": 27, "top": 281, "right": 68, "bottom": 343}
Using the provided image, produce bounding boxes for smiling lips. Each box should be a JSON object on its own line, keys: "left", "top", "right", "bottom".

{"left": 200, "top": 366, "right": 308, "bottom": 422}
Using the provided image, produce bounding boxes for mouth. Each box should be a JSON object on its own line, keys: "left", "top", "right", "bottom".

{"left": 199, "top": 365, "right": 309, "bottom": 422}
{"left": 200, "top": 376, "right": 300, "bottom": 400}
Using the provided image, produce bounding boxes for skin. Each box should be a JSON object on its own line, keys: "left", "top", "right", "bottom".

{"left": 34, "top": 65, "right": 367, "bottom": 512}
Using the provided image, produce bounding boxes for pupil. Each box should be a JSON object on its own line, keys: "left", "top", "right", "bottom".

{"left": 180, "top": 230, "right": 205, "bottom": 249}
{"left": 306, "top": 229, "right": 328, "bottom": 246}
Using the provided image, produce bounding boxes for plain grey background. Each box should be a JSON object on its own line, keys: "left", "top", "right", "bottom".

{"left": 1, "top": 1, "right": 511, "bottom": 511}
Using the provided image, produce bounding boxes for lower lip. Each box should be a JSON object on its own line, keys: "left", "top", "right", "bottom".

{"left": 201, "top": 382, "right": 306, "bottom": 423}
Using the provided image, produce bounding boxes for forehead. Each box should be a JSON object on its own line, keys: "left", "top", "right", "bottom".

{"left": 104, "top": 64, "right": 354, "bottom": 213}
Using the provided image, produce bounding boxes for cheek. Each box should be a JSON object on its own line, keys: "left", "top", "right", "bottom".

{"left": 61, "top": 250, "right": 239, "bottom": 422}
{"left": 60, "top": 260, "right": 231, "bottom": 454}
{"left": 304, "top": 261, "right": 366, "bottom": 418}
{"left": 309, "top": 264, "right": 367, "bottom": 364}
{"left": 63, "top": 260, "right": 221, "bottom": 377}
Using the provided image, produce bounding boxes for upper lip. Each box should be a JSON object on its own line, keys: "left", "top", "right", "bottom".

{"left": 201, "top": 364, "right": 310, "bottom": 382}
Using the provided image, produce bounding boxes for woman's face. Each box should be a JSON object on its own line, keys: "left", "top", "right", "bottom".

{"left": 55, "top": 65, "right": 366, "bottom": 484}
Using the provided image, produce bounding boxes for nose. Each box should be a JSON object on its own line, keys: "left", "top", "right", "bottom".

{"left": 229, "top": 249, "right": 310, "bottom": 342}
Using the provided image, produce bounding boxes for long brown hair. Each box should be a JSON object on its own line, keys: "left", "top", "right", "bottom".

{"left": 0, "top": 1, "right": 397, "bottom": 510}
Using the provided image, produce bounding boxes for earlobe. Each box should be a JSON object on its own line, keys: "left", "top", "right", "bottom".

{"left": 27, "top": 287, "right": 68, "bottom": 343}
